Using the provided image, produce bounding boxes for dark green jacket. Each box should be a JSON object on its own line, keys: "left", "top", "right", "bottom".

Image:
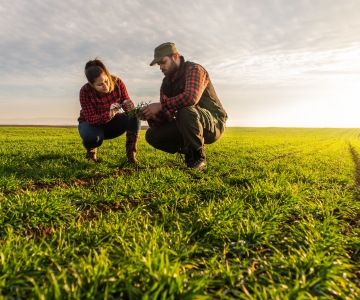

{"left": 161, "top": 57, "right": 228, "bottom": 122}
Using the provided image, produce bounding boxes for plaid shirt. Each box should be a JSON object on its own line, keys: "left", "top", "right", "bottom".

{"left": 78, "top": 78, "right": 132, "bottom": 125}
{"left": 148, "top": 63, "right": 209, "bottom": 127}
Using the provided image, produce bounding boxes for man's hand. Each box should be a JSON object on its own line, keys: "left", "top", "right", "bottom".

{"left": 136, "top": 111, "right": 147, "bottom": 121}
{"left": 140, "top": 103, "right": 162, "bottom": 120}
{"left": 109, "top": 103, "right": 121, "bottom": 118}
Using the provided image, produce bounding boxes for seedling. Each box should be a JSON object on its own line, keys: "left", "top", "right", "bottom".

{"left": 128, "top": 101, "right": 152, "bottom": 118}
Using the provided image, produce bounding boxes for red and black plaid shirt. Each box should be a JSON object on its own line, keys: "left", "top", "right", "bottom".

{"left": 78, "top": 78, "right": 131, "bottom": 125}
{"left": 148, "top": 63, "right": 209, "bottom": 127}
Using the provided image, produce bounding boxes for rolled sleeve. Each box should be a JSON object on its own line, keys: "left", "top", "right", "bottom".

{"left": 161, "top": 65, "right": 209, "bottom": 114}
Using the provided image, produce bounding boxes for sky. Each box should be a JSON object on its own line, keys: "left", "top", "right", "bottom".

{"left": 1, "top": 0, "right": 360, "bottom": 127}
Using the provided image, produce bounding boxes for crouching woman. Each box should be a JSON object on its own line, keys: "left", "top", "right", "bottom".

{"left": 77, "top": 58, "right": 141, "bottom": 163}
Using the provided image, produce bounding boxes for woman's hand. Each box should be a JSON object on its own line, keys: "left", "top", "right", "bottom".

{"left": 109, "top": 103, "right": 121, "bottom": 118}
{"left": 122, "top": 99, "right": 134, "bottom": 111}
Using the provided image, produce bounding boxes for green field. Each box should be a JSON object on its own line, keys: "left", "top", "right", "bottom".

{"left": 0, "top": 127, "right": 359, "bottom": 299}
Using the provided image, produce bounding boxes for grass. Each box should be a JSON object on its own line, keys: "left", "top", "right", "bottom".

{"left": 0, "top": 126, "right": 359, "bottom": 299}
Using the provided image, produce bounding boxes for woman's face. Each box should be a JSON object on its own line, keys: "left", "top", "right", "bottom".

{"left": 92, "top": 72, "right": 110, "bottom": 93}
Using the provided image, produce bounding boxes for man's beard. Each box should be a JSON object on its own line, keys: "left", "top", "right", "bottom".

{"left": 163, "top": 59, "right": 178, "bottom": 78}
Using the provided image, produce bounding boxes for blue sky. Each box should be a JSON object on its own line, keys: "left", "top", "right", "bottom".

{"left": 1, "top": 0, "right": 360, "bottom": 127}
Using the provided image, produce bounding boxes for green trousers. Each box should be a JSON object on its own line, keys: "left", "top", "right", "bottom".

{"left": 145, "top": 106, "right": 226, "bottom": 153}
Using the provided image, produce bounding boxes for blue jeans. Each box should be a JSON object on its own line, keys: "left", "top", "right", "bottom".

{"left": 78, "top": 113, "right": 141, "bottom": 149}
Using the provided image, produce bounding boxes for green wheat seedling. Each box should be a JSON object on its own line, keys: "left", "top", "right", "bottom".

{"left": 0, "top": 126, "right": 359, "bottom": 298}
{"left": 127, "top": 101, "right": 152, "bottom": 118}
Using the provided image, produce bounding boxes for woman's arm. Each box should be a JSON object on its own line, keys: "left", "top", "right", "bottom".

{"left": 118, "top": 79, "right": 134, "bottom": 112}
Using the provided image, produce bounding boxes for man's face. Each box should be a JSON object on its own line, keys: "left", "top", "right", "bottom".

{"left": 157, "top": 56, "right": 178, "bottom": 78}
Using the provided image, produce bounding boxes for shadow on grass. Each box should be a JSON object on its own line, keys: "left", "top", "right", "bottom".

{"left": 15, "top": 169, "right": 136, "bottom": 193}
{"left": 1, "top": 151, "right": 143, "bottom": 194}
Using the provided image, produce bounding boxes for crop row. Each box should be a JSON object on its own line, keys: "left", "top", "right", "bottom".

{"left": 0, "top": 127, "right": 359, "bottom": 298}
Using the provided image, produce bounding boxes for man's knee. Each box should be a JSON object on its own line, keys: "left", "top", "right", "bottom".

{"left": 176, "top": 107, "right": 200, "bottom": 130}
{"left": 176, "top": 106, "right": 197, "bottom": 120}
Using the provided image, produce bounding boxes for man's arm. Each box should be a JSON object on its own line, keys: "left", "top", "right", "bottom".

{"left": 139, "top": 64, "right": 208, "bottom": 127}
{"left": 161, "top": 64, "right": 209, "bottom": 113}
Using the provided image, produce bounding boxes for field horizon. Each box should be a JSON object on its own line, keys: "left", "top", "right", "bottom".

{"left": 2, "top": 125, "right": 360, "bottom": 129}
{"left": 0, "top": 127, "right": 359, "bottom": 299}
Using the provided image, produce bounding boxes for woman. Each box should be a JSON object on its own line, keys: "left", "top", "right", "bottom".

{"left": 78, "top": 58, "right": 141, "bottom": 163}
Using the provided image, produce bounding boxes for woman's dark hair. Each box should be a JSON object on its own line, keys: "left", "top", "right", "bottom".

{"left": 84, "top": 58, "right": 118, "bottom": 92}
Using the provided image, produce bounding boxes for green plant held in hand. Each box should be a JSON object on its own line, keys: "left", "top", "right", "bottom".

{"left": 127, "top": 101, "right": 152, "bottom": 118}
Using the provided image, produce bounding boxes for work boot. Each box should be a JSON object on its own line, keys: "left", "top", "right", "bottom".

{"left": 181, "top": 146, "right": 194, "bottom": 167}
{"left": 86, "top": 148, "right": 97, "bottom": 162}
{"left": 126, "top": 130, "right": 140, "bottom": 163}
{"left": 186, "top": 146, "right": 206, "bottom": 170}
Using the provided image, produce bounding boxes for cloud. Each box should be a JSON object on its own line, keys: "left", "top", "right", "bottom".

{"left": 1, "top": 0, "right": 360, "bottom": 125}
{"left": 1, "top": 0, "right": 359, "bottom": 79}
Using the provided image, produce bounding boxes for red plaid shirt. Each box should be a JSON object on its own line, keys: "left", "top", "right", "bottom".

{"left": 148, "top": 63, "right": 209, "bottom": 127}
{"left": 78, "top": 78, "right": 131, "bottom": 125}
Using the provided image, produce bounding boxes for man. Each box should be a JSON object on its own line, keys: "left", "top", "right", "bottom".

{"left": 139, "top": 42, "right": 227, "bottom": 170}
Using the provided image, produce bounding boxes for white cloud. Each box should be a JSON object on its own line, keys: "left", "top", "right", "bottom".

{"left": 0, "top": 0, "right": 360, "bottom": 126}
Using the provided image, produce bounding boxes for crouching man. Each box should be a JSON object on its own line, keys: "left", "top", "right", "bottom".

{"left": 139, "top": 42, "right": 228, "bottom": 170}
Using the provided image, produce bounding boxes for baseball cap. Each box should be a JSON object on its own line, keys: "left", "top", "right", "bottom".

{"left": 149, "top": 42, "right": 178, "bottom": 66}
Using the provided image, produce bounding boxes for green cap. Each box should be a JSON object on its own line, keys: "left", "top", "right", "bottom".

{"left": 149, "top": 42, "right": 178, "bottom": 66}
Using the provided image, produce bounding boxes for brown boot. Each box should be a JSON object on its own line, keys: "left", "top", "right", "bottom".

{"left": 126, "top": 131, "right": 140, "bottom": 163}
{"left": 86, "top": 148, "right": 97, "bottom": 162}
